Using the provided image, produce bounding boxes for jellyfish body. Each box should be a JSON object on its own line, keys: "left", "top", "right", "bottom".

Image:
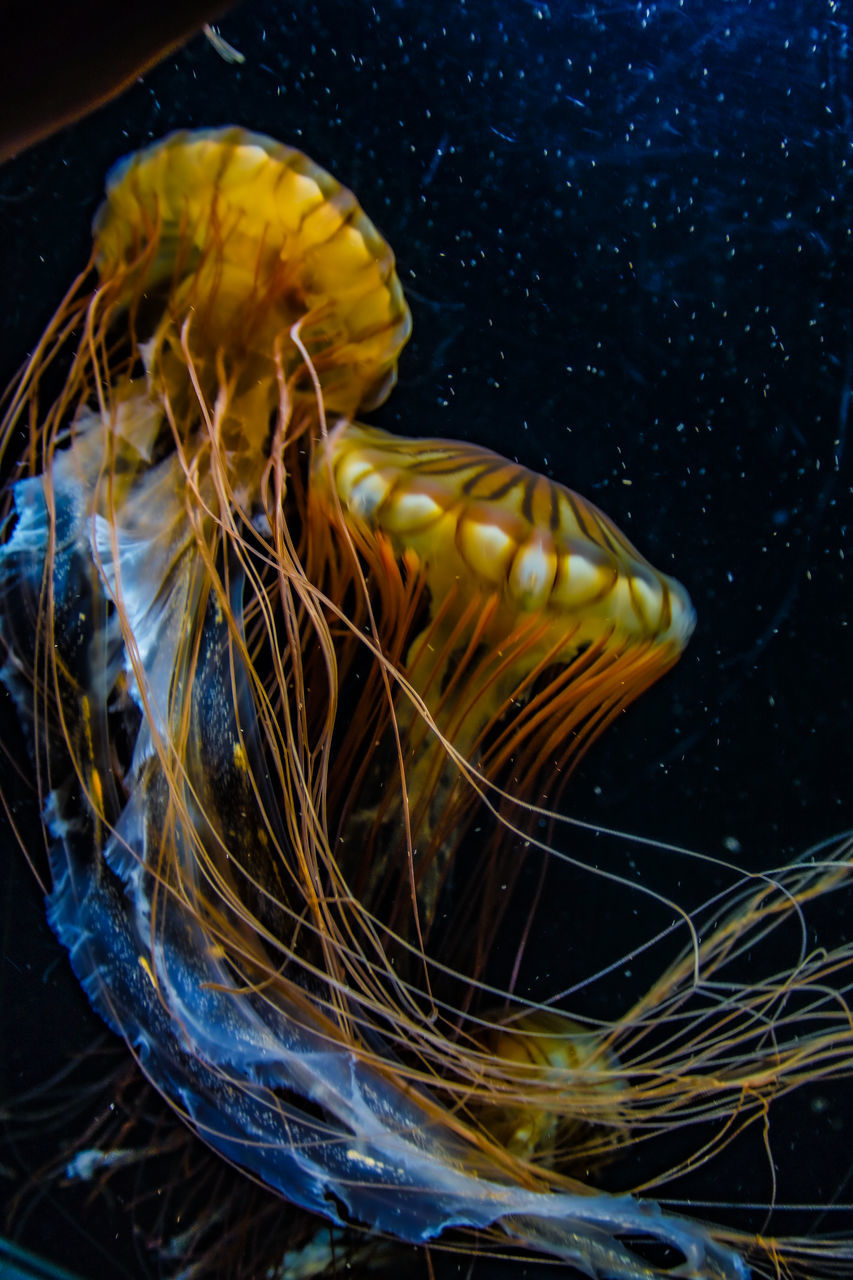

{"left": 2, "top": 128, "right": 850, "bottom": 1280}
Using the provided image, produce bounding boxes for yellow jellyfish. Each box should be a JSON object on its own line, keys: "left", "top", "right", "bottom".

{"left": 309, "top": 417, "right": 694, "bottom": 934}
{"left": 1, "top": 128, "right": 852, "bottom": 1280}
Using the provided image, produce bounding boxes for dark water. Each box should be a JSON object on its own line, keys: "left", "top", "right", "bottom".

{"left": 0, "top": 1, "right": 850, "bottom": 1276}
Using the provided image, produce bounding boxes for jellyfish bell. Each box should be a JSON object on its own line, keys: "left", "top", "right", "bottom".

{"left": 1, "top": 126, "right": 852, "bottom": 1280}
{"left": 474, "top": 1009, "right": 628, "bottom": 1165}
{"left": 315, "top": 418, "right": 697, "bottom": 734}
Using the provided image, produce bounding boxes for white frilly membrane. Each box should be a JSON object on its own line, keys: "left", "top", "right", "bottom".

{"left": 1, "top": 130, "right": 851, "bottom": 1280}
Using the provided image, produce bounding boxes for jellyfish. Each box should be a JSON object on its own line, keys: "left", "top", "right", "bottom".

{"left": 1, "top": 128, "right": 852, "bottom": 1280}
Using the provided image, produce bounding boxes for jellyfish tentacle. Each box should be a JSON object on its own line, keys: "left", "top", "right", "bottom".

{"left": 1, "top": 398, "right": 747, "bottom": 1280}
{"left": 2, "top": 127, "right": 813, "bottom": 1280}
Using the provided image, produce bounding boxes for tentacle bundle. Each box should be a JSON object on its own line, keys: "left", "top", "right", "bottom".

{"left": 5, "top": 126, "right": 839, "bottom": 1280}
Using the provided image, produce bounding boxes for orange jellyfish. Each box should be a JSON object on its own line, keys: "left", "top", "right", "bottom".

{"left": 1, "top": 128, "right": 852, "bottom": 1280}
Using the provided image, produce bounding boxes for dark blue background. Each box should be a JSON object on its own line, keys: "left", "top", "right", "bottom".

{"left": 1, "top": 2, "right": 851, "bottom": 1276}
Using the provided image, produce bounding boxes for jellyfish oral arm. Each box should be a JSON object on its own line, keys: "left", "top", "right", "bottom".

{"left": 1, "top": 421, "right": 744, "bottom": 1280}
{"left": 44, "top": 759, "right": 747, "bottom": 1280}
